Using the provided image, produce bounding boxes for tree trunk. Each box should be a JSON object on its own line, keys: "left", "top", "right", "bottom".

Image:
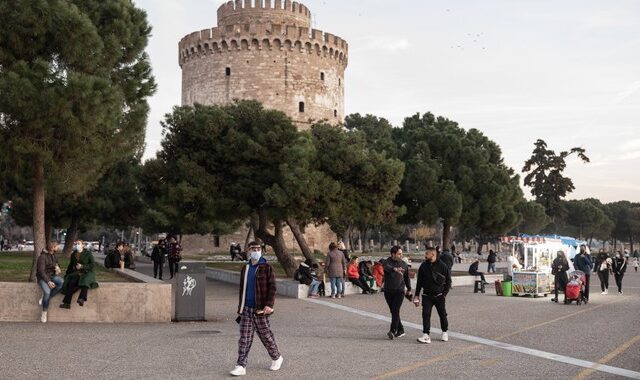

{"left": 286, "top": 218, "right": 315, "bottom": 263}
{"left": 252, "top": 210, "right": 296, "bottom": 277}
{"left": 628, "top": 234, "right": 633, "bottom": 255}
{"left": 44, "top": 223, "right": 52, "bottom": 250}
{"left": 243, "top": 225, "right": 253, "bottom": 251}
{"left": 29, "top": 157, "right": 46, "bottom": 282}
{"left": 442, "top": 219, "right": 452, "bottom": 253}
{"left": 588, "top": 234, "right": 593, "bottom": 249}
{"left": 62, "top": 215, "right": 80, "bottom": 258}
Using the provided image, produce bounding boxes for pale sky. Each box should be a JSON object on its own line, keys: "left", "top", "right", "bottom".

{"left": 135, "top": 0, "right": 640, "bottom": 203}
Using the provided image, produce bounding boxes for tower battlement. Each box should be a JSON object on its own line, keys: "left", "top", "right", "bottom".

{"left": 178, "top": 23, "right": 348, "bottom": 67}
{"left": 217, "top": 0, "right": 311, "bottom": 28}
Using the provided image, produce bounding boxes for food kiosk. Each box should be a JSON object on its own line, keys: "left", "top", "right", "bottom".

{"left": 501, "top": 235, "right": 587, "bottom": 297}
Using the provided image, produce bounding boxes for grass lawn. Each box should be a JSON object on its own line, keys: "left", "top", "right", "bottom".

{"left": 0, "top": 251, "right": 127, "bottom": 283}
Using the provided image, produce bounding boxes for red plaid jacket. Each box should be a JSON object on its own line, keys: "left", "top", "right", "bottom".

{"left": 237, "top": 261, "right": 277, "bottom": 313}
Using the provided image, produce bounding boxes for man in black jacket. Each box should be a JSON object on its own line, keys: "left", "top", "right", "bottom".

{"left": 413, "top": 247, "right": 452, "bottom": 344}
{"left": 383, "top": 245, "right": 412, "bottom": 340}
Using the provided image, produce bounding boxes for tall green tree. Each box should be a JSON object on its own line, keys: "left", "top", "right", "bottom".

{"left": 606, "top": 201, "right": 640, "bottom": 252}
{"left": 561, "top": 199, "right": 613, "bottom": 247}
{"left": 396, "top": 113, "right": 524, "bottom": 249}
{"left": 522, "top": 139, "right": 589, "bottom": 226}
{"left": 0, "top": 0, "right": 155, "bottom": 280}
{"left": 513, "top": 200, "right": 550, "bottom": 235}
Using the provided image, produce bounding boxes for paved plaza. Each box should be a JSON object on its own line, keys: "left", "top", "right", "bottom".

{"left": 1, "top": 262, "right": 639, "bottom": 379}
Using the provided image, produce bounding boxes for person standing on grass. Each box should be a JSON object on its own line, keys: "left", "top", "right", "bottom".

{"left": 36, "top": 242, "right": 63, "bottom": 323}
{"left": 414, "top": 247, "right": 452, "bottom": 344}
{"left": 230, "top": 241, "right": 282, "bottom": 377}
{"left": 383, "top": 245, "right": 412, "bottom": 340}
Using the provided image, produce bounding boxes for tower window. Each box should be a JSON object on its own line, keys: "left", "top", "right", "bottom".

{"left": 320, "top": 72, "right": 325, "bottom": 81}
{"left": 338, "top": 78, "right": 341, "bottom": 85}
{"left": 299, "top": 102, "right": 305, "bottom": 113}
{"left": 225, "top": 67, "right": 231, "bottom": 76}
{"left": 334, "top": 110, "right": 337, "bottom": 117}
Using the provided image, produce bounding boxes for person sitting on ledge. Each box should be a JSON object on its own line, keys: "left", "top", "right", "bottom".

{"left": 468, "top": 259, "right": 488, "bottom": 284}
{"left": 60, "top": 240, "right": 99, "bottom": 309}
{"left": 36, "top": 242, "right": 64, "bottom": 323}
{"left": 347, "top": 256, "right": 376, "bottom": 294}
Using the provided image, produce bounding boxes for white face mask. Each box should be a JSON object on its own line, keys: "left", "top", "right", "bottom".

{"left": 75, "top": 244, "right": 83, "bottom": 252}
{"left": 250, "top": 250, "right": 262, "bottom": 261}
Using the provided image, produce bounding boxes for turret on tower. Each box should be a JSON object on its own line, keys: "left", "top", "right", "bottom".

{"left": 179, "top": 0, "right": 348, "bottom": 127}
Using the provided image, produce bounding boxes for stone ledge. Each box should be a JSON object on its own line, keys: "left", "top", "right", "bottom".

{"left": 206, "top": 268, "right": 502, "bottom": 299}
{"left": 0, "top": 281, "right": 172, "bottom": 323}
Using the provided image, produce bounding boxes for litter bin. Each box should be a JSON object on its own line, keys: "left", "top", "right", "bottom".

{"left": 502, "top": 281, "right": 512, "bottom": 297}
{"left": 175, "top": 261, "right": 206, "bottom": 321}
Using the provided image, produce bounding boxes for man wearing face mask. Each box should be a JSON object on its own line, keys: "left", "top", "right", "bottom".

{"left": 230, "top": 241, "right": 283, "bottom": 377}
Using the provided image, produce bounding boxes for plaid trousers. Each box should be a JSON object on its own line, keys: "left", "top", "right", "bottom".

{"left": 237, "top": 307, "right": 280, "bottom": 367}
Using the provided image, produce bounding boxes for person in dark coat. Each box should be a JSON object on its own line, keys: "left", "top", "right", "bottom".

{"left": 151, "top": 239, "right": 167, "bottom": 280}
{"left": 487, "top": 250, "right": 497, "bottom": 273}
{"left": 230, "top": 242, "right": 243, "bottom": 261}
{"left": 60, "top": 241, "right": 99, "bottom": 309}
{"left": 104, "top": 242, "right": 125, "bottom": 269}
{"left": 167, "top": 236, "right": 182, "bottom": 279}
{"left": 551, "top": 251, "right": 570, "bottom": 303}
{"left": 611, "top": 251, "right": 627, "bottom": 294}
{"left": 573, "top": 245, "right": 593, "bottom": 301}
{"left": 440, "top": 249, "right": 454, "bottom": 270}
{"left": 594, "top": 249, "right": 611, "bottom": 295}
{"left": 383, "top": 246, "right": 412, "bottom": 340}
{"left": 414, "top": 247, "right": 452, "bottom": 343}
{"left": 36, "top": 242, "right": 63, "bottom": 323}
{"left": 468, "top": 260, "right": 487, "bottom": 284}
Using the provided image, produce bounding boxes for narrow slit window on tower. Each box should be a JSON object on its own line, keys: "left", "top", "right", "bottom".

{"left": 338, "top": 78, "right": 341, "bottom": 86}
{"left": 225, "top": 67, "right": 231, "bottom": 76}
{"left": 320, "top": 72, "right": 325, "bottom": 81}
{"left": 299, "top": 102, "right": 305, "bottom": 113}
{"left": 334, "top": 110, "right": 338, "bottom": 117}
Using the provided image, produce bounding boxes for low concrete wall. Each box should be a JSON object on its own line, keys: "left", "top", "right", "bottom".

{"left": 206, "top": 268, "right": 503, "bottom": 299}
{"left": 0, "top": 269, "right": 172, "bottom": 323}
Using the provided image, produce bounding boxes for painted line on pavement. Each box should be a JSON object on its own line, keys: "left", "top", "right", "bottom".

{"left": 373, "top": 345, "right": 481, "bottom": 379}
{"left": 573, "top": 335, "right": 640, "bottom": 380}
{"left": 303, "top": 298, "right": 640, "bottom": 379}
{"left": 493, "top": 299, "right": 620, "bottom": 341}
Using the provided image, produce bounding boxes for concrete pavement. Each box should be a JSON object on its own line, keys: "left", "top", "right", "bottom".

{"left": 1, "top": 261, "right": 639, "bottom": 379}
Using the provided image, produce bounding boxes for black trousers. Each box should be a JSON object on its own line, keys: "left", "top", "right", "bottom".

{"left": 584, "top": 275, "right": 591, "bottom": 300}
{"left": 598, "top": 271, "right": 609, "bottom": 291}
{"left": 614, "top": 272, "right": 624, "bottom": 292}
{"left": 422, "top": 295, "right": 448, "bottom": 334}
{"left": 168, "top": 259, "right": 179, "bottom": 278}
{"left": 349, "top": 277, "right": 372, "bottom": 293}
{"left": 384, "top": 290, "right": 405, "bottom": 334}
{"left": 471, "top": 271, "right": 486, "bottom": 283}
{"left": 554, "top": 272, "right": 568, "bottom": 301}
{"left": 153, "top": 260, "right": 164, "bottom": 279}
{"left": 62, "top": 276, "right": 88, "bottom": 304}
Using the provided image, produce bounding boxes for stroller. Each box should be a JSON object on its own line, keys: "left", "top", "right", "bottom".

{"left": 565, "top": 270, "right": 588, "bottom": 305}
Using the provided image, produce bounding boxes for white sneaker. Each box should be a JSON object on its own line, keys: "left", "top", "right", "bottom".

{"left": 441, "top": 332, "right": 449, "bottom": 342}
{"left": 229, "top": 365, "right": 246, "bottom": 376}
{"left": 619, "top": 290, "right": 623, "bottom": 294}
{"left": 417, "top": 334, "right": 431, "bottom": 344}
{"left": 40, "top": 311, "right": 47, "bottom": 323}
{"left": 605, "top": 289, "right": 608, "bottom": 294}
{"left": 38, "top": 297, "right": 43, "bottom": 306}
{"left": 601, "top": 291, "right": 606, "bottom": 295}
{"left": 270, "top": 356, "right": 283, "bottom": 371}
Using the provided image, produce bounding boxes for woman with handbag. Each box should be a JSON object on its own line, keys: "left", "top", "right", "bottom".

{"left": 595, "top": 249, "right": 612, "bottom": 295}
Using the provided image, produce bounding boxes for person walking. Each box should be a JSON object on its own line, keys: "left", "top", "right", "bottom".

{"left": 36, "top": 242, "right": 64, "bottom": 323}
{"left": 595, "top": 249, "right": 612, "bottom": 295}
{"left": 413, "top": 247, "right": 452, "bottom": 344}
{"left": 167, "top": 236, "right": 182, "bottom": 279}
{"left": 611, "top": 251, "right": 627, "bottom": 294}
{"left": 573, "top": 245, "right": 593, "bottom": 301}
{"left": 150, "top": 239, "right": 166, "bottom": 280}
{"left": 60, "top": 241, "right": 99, "bottom": 309}
{"left": 633, "top": 257, "right": 638, "bottom": 273}
{"left": 324, "top": 242, "right": 346, "bottom": 298}
{"left": 487, "top": 250, "right": 497, "bottom": 273}
{"left": 230, "top": 241, "right": 282, "bottom": 377}
{"left": 383, "top": 245, "right": 412, "bottom": 340}
{"left": 551, "top": 251, "right": 570, "bottom": 304}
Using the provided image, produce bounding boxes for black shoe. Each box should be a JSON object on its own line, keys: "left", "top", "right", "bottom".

{"left": 77, "top": 299, "right": 85, "bottom": 307}
{"left": 394, "top": 330, "right": 406, "bottom": 338}
{"left": 159, "top": 277, "right": 163, "bottom": 280}
{"left": 563, "top": 300, "right": 569, "bottom": 304}
{"left": 59, "top": 303, "right": 70, "bottom": 309}
{"left": 387, "top": 331, "right": 395, "bottom": 340}
{"left": 551, "top": 298, "right": 558, "bottom": 303}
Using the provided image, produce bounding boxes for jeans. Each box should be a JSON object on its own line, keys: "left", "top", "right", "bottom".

{"left": 308, "top": 279, "right": 321, "bottom": 296}
{"left": 422, "top": 294, "right": 448, "bottom": 334}
{"left": 38, "top": 276, "right": 63, "bottom": 310}
{"left": 340, "top": 277, "right": 346, "bottom": 295}
{"left": 384, "top": 290, "right": 405, "bottom": 334}
{"left": 487, "top": 263, "right": 496, "bottom": 273}
{"left": 329, "top": 277, "right": 343, "bottom": 296}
